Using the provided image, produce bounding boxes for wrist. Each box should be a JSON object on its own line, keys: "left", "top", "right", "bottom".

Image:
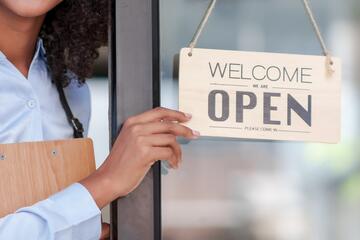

{"left": 80, "top": 169, "right": 115, "bottom": 209}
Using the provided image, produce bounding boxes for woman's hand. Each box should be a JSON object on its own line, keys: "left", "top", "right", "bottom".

{"left": 80, "top": 107, "right": 199, "bottom": 209}
{"left": 100, "top": 223, "right": 110, "bottom": 240}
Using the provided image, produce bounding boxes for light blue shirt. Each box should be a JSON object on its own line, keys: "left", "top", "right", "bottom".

{"left": 0, "top": 40, "right": 101, "bottom": 239}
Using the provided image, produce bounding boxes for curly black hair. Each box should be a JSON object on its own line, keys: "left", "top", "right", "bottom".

{"left": 40, "top": 0, "right": 109, "bottom": 87}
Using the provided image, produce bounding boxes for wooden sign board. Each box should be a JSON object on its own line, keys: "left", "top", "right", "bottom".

{"left": 179, "top": 48, "right": 341, "bottom": 143}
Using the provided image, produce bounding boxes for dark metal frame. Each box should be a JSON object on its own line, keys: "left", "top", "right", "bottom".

{"left": 152, "top": 1, "right": 162, "bottom": 239}
{"left": 109, "top": 0, "right": 161, "bottom": 239}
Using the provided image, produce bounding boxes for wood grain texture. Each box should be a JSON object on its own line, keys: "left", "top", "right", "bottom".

{"left": 179, "top": 48, "right": 342, "bottom": 143}
{"left": 0, "top": 138, "right": 95, "bottom": 217}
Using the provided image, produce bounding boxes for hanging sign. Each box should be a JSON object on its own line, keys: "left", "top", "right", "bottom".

{"left": 179, "top": 48, "right": 341, "bottom": 143}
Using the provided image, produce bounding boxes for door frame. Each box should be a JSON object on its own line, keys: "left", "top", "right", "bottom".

{"left": 109, "top": 0, "right": 161, "bottom": 239}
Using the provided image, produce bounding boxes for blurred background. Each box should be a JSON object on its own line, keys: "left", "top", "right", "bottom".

{"left": 159, "top": 0, "right": 360, "bottom": 240}
{"left": 87, "top": 46, "right": 108, "bottom": 170}
{"left": 87, "top": 47, "right": 110, "bottom": 222}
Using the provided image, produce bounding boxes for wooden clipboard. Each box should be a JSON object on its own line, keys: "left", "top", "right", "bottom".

{"left": 0, "top": 138, "right": 96, "bottom": 217}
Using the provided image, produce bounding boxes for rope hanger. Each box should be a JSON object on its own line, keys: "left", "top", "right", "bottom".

{"left": 188, "top": 0, "right": 335, "bottom": 74}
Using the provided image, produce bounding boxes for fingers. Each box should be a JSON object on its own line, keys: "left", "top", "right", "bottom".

{"left": 100, "top": 223, "right": 110, "bottom": 240}
{"left": 120, "top": 107, "right": 199, "bottom": 170}
{"left": 125, "top": 107, "right": 191, "bottom": 126}
{"left": 149, "top": 147, "right": 178, "bottom": 169}
{"left": 144, "top": 134, "right": 182, "bottom": 167}
{"left": 136, "top": 122, "right": 200, "bottom": 139}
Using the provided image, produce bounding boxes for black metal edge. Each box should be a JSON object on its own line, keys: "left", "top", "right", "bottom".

{"left": 151, "top": 0, "right": 162, "bottom": 239}
{"left": 109, "top": 0, "right": 118, "bottom": 239}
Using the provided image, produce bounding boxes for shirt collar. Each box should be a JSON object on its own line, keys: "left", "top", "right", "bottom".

{"left": 0, "top": 38, "right": 46, "bottom": 62}
{"left": 33, "top": 38, "right": 47, "bottom": 61}
{"left": 0, "top": 51, "right": 5, "bottom": 60}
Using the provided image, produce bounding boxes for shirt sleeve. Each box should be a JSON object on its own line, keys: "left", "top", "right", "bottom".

{"left": 0, "top": 183, "right": 101, "bottom": 240}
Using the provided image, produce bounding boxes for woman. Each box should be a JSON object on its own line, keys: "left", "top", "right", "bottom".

{"left": 0, "top": 0, "right": 199, "bottom": 239}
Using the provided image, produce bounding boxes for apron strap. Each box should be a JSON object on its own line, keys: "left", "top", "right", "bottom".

{"left": 55, "top": 81, "right": 84, "bottom": 138}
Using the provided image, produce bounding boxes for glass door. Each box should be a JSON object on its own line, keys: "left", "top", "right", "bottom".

{"left": 160, "top": 1, "right": 360, "bottom": 240}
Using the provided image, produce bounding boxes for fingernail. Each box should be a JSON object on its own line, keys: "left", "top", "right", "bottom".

{"left": 184, "top": 113, "right": 192, "bottom": 119}
{"left": 192, "top": 130, "right": 201, "bottom": 138}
